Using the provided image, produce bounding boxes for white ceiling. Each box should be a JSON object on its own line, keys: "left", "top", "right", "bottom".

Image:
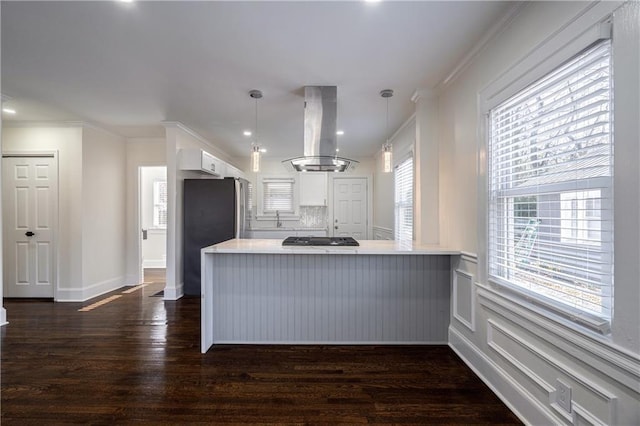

{"left": 1, "top": 1, "right": 510, "bottom": 159}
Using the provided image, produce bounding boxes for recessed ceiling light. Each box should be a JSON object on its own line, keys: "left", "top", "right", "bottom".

{"left": 2, "top": 108, "right": 16, "bottom": 115}
{"left": 336, "top": 130, "right": 344, "bottom": 135}
{"left": 260, "top": 148, "right": 267, "bottom": 153}
{"left": 243, "top": 130, "right": 252, "bottom": 136}
{"left": 120, "top": 0, "right": 134, "bottom": 3}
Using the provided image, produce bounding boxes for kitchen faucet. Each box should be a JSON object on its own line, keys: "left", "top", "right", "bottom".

{"left": 276, "top": 210, "right": 282, "bottom": 228}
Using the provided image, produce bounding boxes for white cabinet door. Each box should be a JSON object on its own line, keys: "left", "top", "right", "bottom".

{"left": 299, "top": 173, "right": 327, "bottom": 206}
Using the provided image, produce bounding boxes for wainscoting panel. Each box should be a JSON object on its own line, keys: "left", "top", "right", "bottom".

{"left": 204, "top": 253, "right": 451, "bottom": 345}
{"left": 372, "top": 226, "right": 393, "bottom": 240}
{"left": 487, "top": 319, "right": 617, "bottom": 425}
{"left": 453, "top": 269, "right": 475, "bottom": 332}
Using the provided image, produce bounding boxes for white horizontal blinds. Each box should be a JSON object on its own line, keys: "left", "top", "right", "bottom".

{"left": 247, "top": 182, "right": 253, "bottom": 215}
{"left": 488, "top": 40, "right": 613, "bottom": 320}
{"left": 263, "top": 178, "right": 294, "bottom": 213}
{"left": 394, "top": 156, "right": 413, "bottom": 241}
{"left": 153, "top": 180, "right": 167, "bottom": 228}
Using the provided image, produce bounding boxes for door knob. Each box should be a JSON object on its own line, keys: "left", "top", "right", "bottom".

{"left": 25, "top": 231, "right": 35, "bottom": 237}
{"left": 334, "top": 226, "right": 338, "bottom": 230}
{"left": 142, "top": 229, "right": 148, "bottom": 240}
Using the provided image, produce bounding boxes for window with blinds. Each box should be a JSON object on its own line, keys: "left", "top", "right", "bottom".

{"left": 488, "top": 40, "right": 614, "bottom": 326}
{"left": 262, "top": 178, "right": 295, "bottom": 214}
{"left": 394, "top": 156, "right": 413, "bottom": 241}
{"left": 153, "top": 180, "right": 167, "bottom": 228}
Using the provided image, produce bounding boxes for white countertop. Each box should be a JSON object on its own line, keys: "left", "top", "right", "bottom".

{"left": 202, "top": 239, "right": 460, "bottom": 255}
{"left": 249, "top": 227, "right": 327, "bottom": 232}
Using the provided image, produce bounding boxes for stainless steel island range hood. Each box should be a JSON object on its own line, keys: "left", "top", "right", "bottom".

{"left": 282, "top": 86, "right": 358, "bottom": 172}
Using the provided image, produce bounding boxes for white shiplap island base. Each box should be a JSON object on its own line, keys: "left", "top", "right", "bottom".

{"left": 201, "top": 239, "right": 460, "bottom": 353}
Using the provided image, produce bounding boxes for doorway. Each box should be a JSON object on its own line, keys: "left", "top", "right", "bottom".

{"left": 138, "top": 166, "right": 167, "bottom": 284}
{"left": 2, "top": 153, "right": 58, "bottom": 298}
{"left": 331, "top": 177, "right": 368, "bottom": 239}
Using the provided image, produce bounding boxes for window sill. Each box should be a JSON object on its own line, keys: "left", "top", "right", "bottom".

{"left": 486, "top": 277, "right": 611, "bottom": 335}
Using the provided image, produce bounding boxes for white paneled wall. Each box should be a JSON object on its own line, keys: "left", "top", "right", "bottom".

{"left": 204, "top": 253, "right": 450, "bottom": 347}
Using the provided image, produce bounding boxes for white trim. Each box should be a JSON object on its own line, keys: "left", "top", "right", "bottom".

{"left": 480, "top": 2, "right": 622, "bottom": 111}
{"left": 477, "top": 283, "right": 640, "bottom": 393}
{"left": 486, "top": 318, "right": 618, "bottom": 425}
{"left": 3, "top": 120, "right": 86, "bottom": 128}
{"left": 162, "top": 121, "right": 235, "bottom": 165}
{"left": 449, "top": 326, "right": 550, "bottom": 425}
{"left": 2, "top": 120, "right": 124, "bottom": 139}
{"left": 56, "top": 275, "right": 125, "bottom": 302}
{"left": 460, "top": 251, "right": 478, "bottom": 264}
{"left": 438, "top": 2, "right": 527, "bottom": 90}
{"left": 163, "top": 281, "right": 183, "bottom": 300}
{"left": 453, "top": 269, "right": 476, "bottom": 332}
{"left": 372, "top": 226, "right": 393, "bottom": 240}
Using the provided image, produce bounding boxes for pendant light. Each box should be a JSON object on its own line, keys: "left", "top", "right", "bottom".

{"left": 249, "top": 89, "right": 263, "bottom": 173}
{"left": 381, "top": 89, "right": 394, "bottom": 173}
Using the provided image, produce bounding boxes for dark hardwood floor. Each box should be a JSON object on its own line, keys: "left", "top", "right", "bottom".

{"left": 2, "top": 268, "right": 521, "bottom": 424}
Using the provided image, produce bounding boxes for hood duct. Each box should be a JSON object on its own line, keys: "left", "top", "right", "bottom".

{"left": 282, "top": 86, "right": 358, "bottom": 172}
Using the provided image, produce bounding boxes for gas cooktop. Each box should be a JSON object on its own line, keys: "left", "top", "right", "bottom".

{"left": 282, "top": 236, "right": 359, "bottom": 247}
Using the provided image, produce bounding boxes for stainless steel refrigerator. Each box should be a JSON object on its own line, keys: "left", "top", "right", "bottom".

{"left": 183, "top": 178, "right": 249, "bottom": 296}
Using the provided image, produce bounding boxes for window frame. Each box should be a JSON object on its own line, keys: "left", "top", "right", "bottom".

{"left": 152, "top": 179, "right": 167, "bottom": 229}
{"left": 478, "top": 19, "right": 615, "bottom": 335}
{"left": 394, "top": 154, "right": 414, "bottom": 241}
{"left": 255, "top": 174, "right": 300, "bottom": 220}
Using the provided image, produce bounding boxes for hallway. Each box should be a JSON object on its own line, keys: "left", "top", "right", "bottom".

{"left": 1, "top": 272, "right": 520, "bottom": 424}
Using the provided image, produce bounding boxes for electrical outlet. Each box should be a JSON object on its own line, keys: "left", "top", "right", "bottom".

{"left": 556, "top": 380, "right": 572, "bottom": 413}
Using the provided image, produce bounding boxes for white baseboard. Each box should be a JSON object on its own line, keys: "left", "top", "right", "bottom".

{"left": 124, "top": 273, "right": 141, "bottom": 286}
{"left": 449, "top": 326, "right": 559, "bottom": 426}
{"left": 56, "top": 275, "right": 125, "bottom": 302}
{"left": 163, "top": 281, "right": 183, "bottom": 300}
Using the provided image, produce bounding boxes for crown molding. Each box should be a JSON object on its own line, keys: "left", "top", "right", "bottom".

{"left": 2, "top": 120, "right": 85, "bottom": 129}
{"left": 436, "top": 1, "right": 526, "bottom": 92}
{"left": 2, "top": 120, "right": 124, "bottom": 140}
{"left": 162, "top": 121, "right": 234, "bottom": 162}
{"left": 411, "top": 89, "right": 437, "bottom": 104}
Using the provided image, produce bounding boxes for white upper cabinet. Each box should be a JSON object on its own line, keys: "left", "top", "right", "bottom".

{"left": 179, "top": 149, "right": 224, "bottom": 177}
{"left": 299, "top": 172, "right": 327, "bottom": 206}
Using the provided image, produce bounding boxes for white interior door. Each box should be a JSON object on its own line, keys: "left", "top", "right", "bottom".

{"left": 139, "top": 166, "right": 167, "bottom": 274}
{"left": 2, "top": 155, "right": 58, "bottom": 298}
{"left": 332, "top": 177, "right": 368, "bottom": 239}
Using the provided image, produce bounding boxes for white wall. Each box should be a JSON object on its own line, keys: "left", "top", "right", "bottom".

{"left": 81, "top": 126, "right": 127, "bottom": 299}
{"left": 2, "top": 125, "right": 84, "bottom": 299}
{"left": 125, "top": 138, "right": 166, "bottom": 284}
{"left": 438, "top": 1, "right": 640, "bottom": 424}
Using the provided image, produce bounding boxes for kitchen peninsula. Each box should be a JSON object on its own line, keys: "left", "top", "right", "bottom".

{"left": 201, "top": 239, "right": 460, "bottom": 353}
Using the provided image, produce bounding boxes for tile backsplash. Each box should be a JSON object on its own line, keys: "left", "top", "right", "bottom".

{"left": 299, "top": 206, "right": 327, "bottom": 228}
